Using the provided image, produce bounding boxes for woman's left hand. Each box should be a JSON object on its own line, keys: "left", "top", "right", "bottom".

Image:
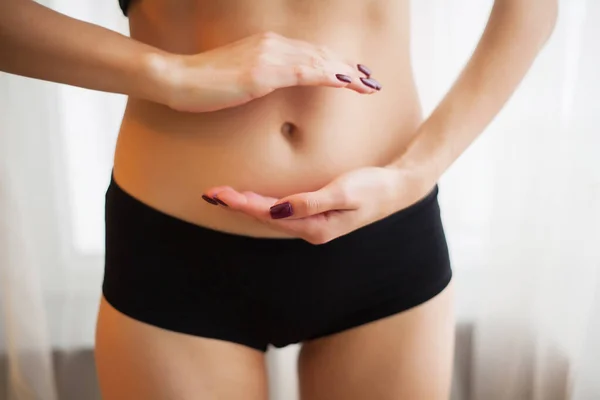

{"left": 202, "top": 166, "right": 433, "bottom": 244}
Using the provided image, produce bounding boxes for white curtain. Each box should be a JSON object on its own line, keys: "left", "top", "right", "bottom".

{"left": 1, "top": 1, "right": 599, "bottom": 399}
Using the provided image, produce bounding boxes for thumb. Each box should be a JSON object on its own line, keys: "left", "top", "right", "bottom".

{"left": 269, "top": 185, "right": 353, "bottom": 220}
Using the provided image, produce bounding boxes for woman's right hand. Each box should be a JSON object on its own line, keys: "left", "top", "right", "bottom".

{"left": 155, "top": 31, "right": 382, "bottom": 113}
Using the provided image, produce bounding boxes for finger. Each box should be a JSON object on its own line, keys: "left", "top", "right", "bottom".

{"left": 293, "top": 43, "right": 379, "bottom": 93}
{"left": 205, "top": 185, "right": 349, "bottom": 244}
{"left": 269, "top": 64, "right": 381, "bottom": 94}
{"left": 213, "top": 188, "right": 250, "bottom": 208}
{"left": 265, "top": 45, "right": 380, "bottom": 94}
{"left": 269, "top": 186, "right": 357, "bottom": 220}
{"left": 281, "top": 37, "right": 366, "bottom": 78}
{"left": 290, "top": 40, "right": 380, "bottom": 92}
{"left": 214, "top": 189, "right": 277, "bottom": 218}
{"left": 271, "top": 211, "right": 329, "bottom": 235}
{"left": 263, "top": 64, "right": 351, "bottom": 90}
{"left": 330, "top": 60, "right": 382, "bottom": 93}
{"left": 202, "top": 186, "right": 237, "bottom": 206}
{"left": 318, "top": 58, "right": 377, "bottom": 94}
{"left": 240, "top": 191, "right": 279, "bottom": 217}
{"left": 225, "top": 189, "right": 341, "bottom": 241}
{"left": 271, "top": 210, "right": 351, "bottom": 244}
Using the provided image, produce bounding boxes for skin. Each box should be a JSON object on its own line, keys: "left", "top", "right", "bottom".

{"left": 0, "top": 0, "right": 557, "bottom": 399}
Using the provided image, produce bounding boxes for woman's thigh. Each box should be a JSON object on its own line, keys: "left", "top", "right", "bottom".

{"left": 95, "top": 296, "right": 268, "bottom": 400}
{"left": 298, "top": 281, "right": 455, "bottom": 400}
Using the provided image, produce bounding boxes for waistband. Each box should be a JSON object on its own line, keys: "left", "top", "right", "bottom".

{"left": 106, "top": 173, "right": 440, "bottom": 252}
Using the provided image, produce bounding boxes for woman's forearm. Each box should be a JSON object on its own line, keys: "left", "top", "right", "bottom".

{"left": 393, "top": 0, "right": 558, "bottom": 183}
{"left": 0, "top": 0, "right": 174, "bottom": 103}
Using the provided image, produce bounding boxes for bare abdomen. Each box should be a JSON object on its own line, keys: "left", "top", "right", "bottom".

{"left": 114, "top": 0, "right": 421, "bottom": 237}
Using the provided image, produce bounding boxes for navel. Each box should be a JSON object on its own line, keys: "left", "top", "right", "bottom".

{"left": 281, "top": 121, "right": 298, "bottom": 138}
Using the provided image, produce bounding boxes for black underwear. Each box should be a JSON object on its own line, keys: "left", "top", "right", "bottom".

{"left": 102, "top": 175, "right": 452, "bottom": 351}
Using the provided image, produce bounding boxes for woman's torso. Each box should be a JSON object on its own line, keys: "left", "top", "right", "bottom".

{"left": 114, "top": 0, "right": 422, "bottom": 238}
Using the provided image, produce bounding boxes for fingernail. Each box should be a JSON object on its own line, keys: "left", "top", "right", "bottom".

{"left": 213, "top": 196, "right": 228, "bottom": 207}
{"left": 270, "top": 202, "right": 293, "bottom": 219}
{"left": 360, "top": 77, "right": 382, "bottom": 90}
{"left": 335, "top": 74, "right": 352, "bottom": 83}
{"left": 202, "top": 194, "right": 219, "bottom": 205}
{"left": 357, "top": 64, "right": 372, "bottom": 77}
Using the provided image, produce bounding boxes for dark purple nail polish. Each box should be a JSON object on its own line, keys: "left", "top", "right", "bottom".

{"left": 270, "top": 202, "right": 293, "bottom": 219}
{"left": 202, "top": 194, "right": 219, "bottom": 205}
{"left": 335, "top": 74, "right": 352, "bottom": 83}
{"left": 357, "top": 64, "right": 372, "bottom": 77}
{"left": 360, "top": 77, "right": 382, "bottom": 90}
{"left": 213, "top": 196, "right": 228, "bottom": 207}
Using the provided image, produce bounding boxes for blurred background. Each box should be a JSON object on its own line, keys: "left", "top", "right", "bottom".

{"left": 1, "top": 0, "right": 599, "bottom": 399}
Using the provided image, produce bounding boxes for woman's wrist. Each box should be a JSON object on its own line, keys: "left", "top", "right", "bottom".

{"left": 388, "top": 126, "right": 449, "bottom": 187}
{"left": 138, "top": 51, "right": 185, "bottom": 106}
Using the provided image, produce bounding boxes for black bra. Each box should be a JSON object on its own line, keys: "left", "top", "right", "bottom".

{"left": 119, "top": 0, "right": 130, "bottom": 16}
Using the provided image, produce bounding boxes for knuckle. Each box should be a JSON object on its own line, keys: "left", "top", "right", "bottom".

{"left": 309, "top": 55, "right": 324, "bottom": 69}
{"left": 338, "top": 186, "right": 357, "bottom": 208}
{"left": 260, "top": 30, "right": 278, "bottom": 40}
{"left": 257, "top": 32, "right": 278, "bottom": 51}
{"left": 306, "top": 233, "right": 323, "bottom": 244}
{"left": 304, "top": 196, "right": 321, "bottom": 213}
{"left": 259, "top": 31, "right": 280, "bottom": 47}
{"left": 317, "top": 45, "right": 331, "bottom": 59}
{"left": 258, "top": 40, "right": 273, "bottom": 53}
{"left": 302, "top": 222, "right": 333, "bottom": 245}
{"left": 306, "top": 230, "right": 330, "bottom": 245}
{"left": 293, "top": 65, "right": 310, "bottom": 81}
{"left": 306, "top": 237, "right": 321, "bottom": 245}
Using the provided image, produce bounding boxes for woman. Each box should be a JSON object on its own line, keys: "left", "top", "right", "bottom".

{"left": 0, "top": 0, "right": 557, "bottom": 398}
